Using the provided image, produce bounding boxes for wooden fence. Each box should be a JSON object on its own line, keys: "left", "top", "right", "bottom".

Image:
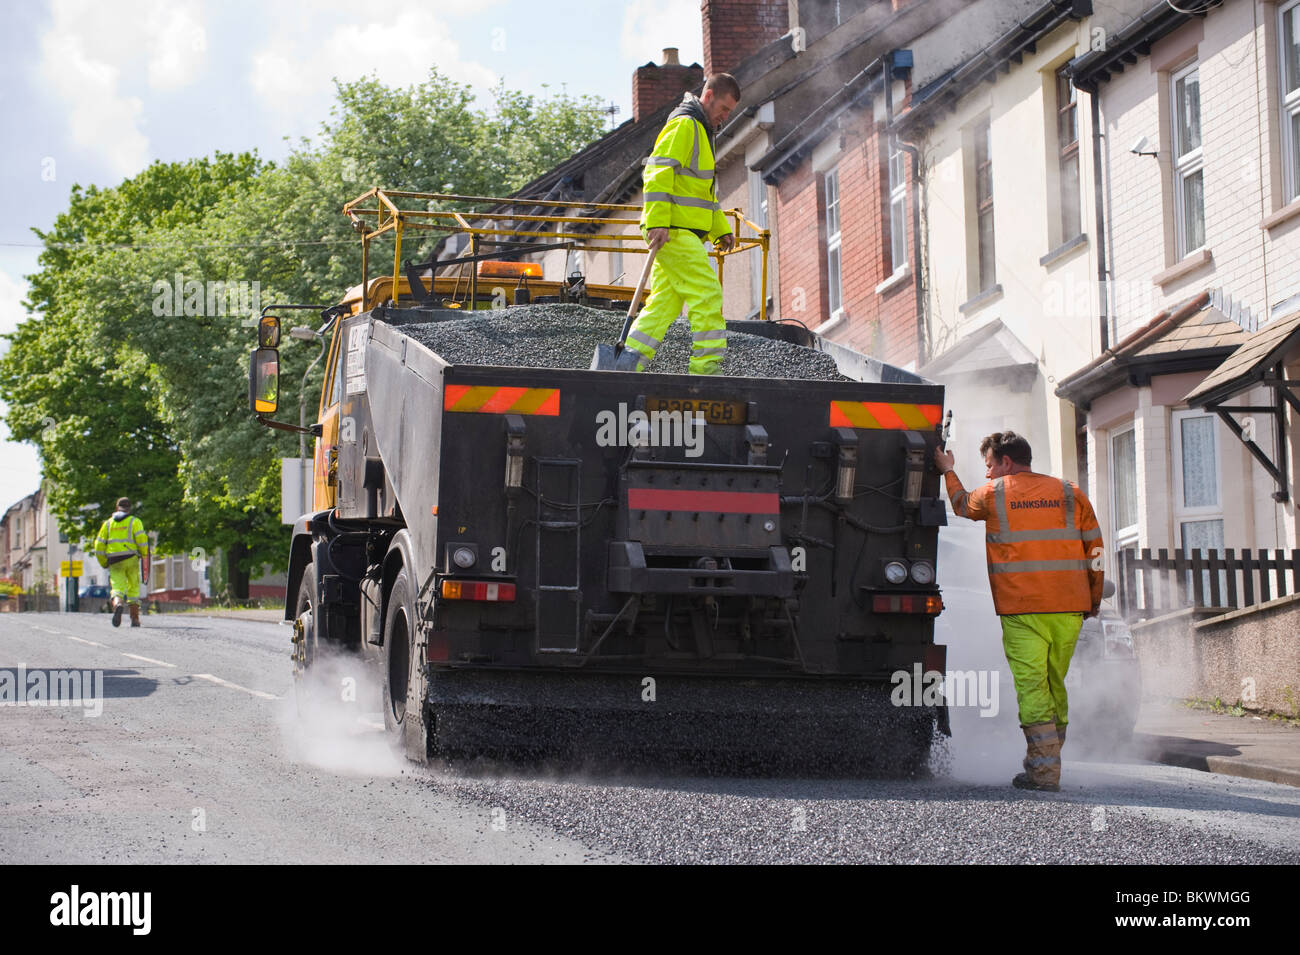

{"left": 1118, "top": 548, "right": 1300, "bottom": 620}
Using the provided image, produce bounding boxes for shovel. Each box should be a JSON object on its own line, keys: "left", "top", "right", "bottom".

{"left": 591, "top": 246, "right": 658, "bottom": 370}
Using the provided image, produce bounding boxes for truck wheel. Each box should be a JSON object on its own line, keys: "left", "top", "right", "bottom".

{"left": 382, "top": 565, "right": 414, "bottom": 743}
{"left": 292, "top": 561, "right": 319, "bottom": 716}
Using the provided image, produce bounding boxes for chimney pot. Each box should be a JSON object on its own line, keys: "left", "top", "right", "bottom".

{"left": 632, "top": 48, "right": 703, "bottom": 123}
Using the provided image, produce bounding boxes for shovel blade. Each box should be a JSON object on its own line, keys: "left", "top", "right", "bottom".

{"left": 591, "top": 343, "right": 618, "bottom": 371}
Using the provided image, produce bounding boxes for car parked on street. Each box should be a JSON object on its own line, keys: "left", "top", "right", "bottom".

{"left": 78, "top": 584, "right": 111, "bottom": 613}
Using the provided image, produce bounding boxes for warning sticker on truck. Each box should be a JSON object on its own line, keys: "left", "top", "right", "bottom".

{"left": 345, "top": 324, "right": 369, "bottom": 395}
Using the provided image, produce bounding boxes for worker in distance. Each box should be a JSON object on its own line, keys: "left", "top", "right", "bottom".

{"left": 94, "top": 497, "right": 152, "bottom": 628}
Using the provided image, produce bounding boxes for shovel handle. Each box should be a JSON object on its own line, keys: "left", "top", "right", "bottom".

{"left": 616, "top": 245, "right": 659, "bottom": 349}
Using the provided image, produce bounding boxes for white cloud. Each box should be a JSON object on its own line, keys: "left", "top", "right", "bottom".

{"left": 146, "top": 2, "right": 209, "bottom": 90}
{"left": 620, "top": 0, "right": 703, "bottom": 67}
{"left": 0, "top": 270, "right": 43, "bottom": 511}
{"left": 0, "top": 270, "right": 31, "bottom": 342}
{"left": 38, "top": 0, "right": 209, "bottom": 178}
{"left": 40, "top": 24, "right": 149, "bottom": 177}
{"left": 249, "top": 8, "right": 499, "bottom": 124}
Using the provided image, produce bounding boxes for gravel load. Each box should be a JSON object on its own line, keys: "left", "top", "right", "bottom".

{"left": 401, "top": 303, "right": 847, "bottom": 381}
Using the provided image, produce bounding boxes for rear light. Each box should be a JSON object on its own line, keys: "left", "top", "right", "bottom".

{"left": 872, "top": 594, "right": 943, "bottom": 615}
{"left": 440, "top": 580, "right": 516, "bottom": 602}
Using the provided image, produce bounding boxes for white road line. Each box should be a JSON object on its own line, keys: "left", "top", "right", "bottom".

{"left": 358, "top": 719, "right": 385, "bottom": 731}
{"left": 66, "top": 636, "right": 109, "bottom": 648}
{"left": 192, "top": 673, "right": 280, "bottom": 701}
{"left": 32, "top": 625, "right": 65, "bottom": 634}
{"left": 121, "top": 653, "right": 176, "bottom": 668}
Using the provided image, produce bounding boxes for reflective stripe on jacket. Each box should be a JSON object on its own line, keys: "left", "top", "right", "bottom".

{"left": 945, "top": 470, "right": 1104, "bottom": 615}
{"left": 94, "top": 516, "right": 148, "bottom": 564}
{"left": 640, "top": 93, "right": 731, "bottom": 241}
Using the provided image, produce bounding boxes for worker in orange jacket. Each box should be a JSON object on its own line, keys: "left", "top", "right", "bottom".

{"left": 934, "top": 431, "right": 1104, "bottom": 791}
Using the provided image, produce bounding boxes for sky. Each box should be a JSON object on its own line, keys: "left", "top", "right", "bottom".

{"left": 0, "top": 0, "right": 705, "bottom": 512}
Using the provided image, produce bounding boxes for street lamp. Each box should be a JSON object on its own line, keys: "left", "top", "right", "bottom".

{"left": 290, "top": 325, "right": 327, "bottom": 516}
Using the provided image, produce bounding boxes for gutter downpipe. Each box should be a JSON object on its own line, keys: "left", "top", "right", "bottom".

{"left": 1088, "top": 86, "right": 1110, "bottom": 352}
{"left": 885, "top": 52, "right": 929, "bottom": 364}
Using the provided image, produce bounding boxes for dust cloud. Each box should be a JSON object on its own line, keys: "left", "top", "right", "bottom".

{"left": 278, "top": 651, "right": 407, "bottom": 777}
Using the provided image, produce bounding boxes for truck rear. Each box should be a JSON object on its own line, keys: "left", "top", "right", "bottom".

{"left": 260, "top": 303, "right": 947, "bottom": 774}
{"left": 250, "top": 190, "right": 949, "bottom": 774}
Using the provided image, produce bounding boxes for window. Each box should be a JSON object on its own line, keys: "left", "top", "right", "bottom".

{"left": 1171, "top": 62, "right": 1205, "bottom": 258}
{"left": 1173, "top": 410, "right": 1224, "bottom": 596}
{"left": 749, "top": 169, "right": 769, "bottom": 311}
{"left": 1172, "top": 410, "right": 1224, "bottom": 551}
{"left": 974, "top": 117, "right": 996, "bottom": 292}
{"left": 327, "top": 328, "right": 344, "bottom": 409}
{"left": 1111, "top": 425, "right": 1139, "bottom": 551}
{"left": 1280, "top": 1, "right": 1300, "bottom": 202}
{"left": 1056, "top": 67, "right": 1081, "bottom": 240}
{"left": 824, "top": 167, "right": 843, "bottom": 321}
{"left": 887, "top": 141, "right": 907, "bottom": 274}
{"left": 610, "top": 248, "right": 624, "bottom": 286}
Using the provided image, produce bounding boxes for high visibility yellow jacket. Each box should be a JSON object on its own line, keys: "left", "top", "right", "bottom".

{"left": 94, "top": 515, "right": 148, "bottom": 567}
{"left": 945, "top": 470, "right": 1105, "bottom": 615}
{"left": 641, "top": 93, "right": 732, "bottom": 242}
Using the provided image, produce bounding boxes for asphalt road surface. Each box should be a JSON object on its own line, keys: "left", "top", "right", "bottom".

{"left": 2, "top": 611, "right": 1298, "bottom": 865}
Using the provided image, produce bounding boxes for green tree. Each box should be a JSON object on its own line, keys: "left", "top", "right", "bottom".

{"left": 3, "top": 68, "right": 607, "bottom": 597}
{"left": 3, "top": 154, "right": 261, "bottom": 550}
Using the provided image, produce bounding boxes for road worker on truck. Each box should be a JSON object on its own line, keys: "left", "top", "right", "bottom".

{"left": 616, "top": 73, "right": 740, "bottom": 375}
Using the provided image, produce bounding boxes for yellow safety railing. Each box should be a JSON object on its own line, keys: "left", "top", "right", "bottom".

{"left": 341, "top": 189, "right": 771, "bottom": 319}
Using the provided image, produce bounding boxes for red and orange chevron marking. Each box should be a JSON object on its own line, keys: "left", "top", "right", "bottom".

{"left": 443, "top": 384, "right": 560, "bottom": 415}
{"left": 829, "top": 401, "right": 943, "bottom": 430}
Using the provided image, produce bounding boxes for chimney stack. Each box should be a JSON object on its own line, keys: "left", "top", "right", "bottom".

{"left": 632, "top": 48, "right": 704, "bottom": 123}
{"left": 702, "top": 0, "right": 790, "bottom": 76}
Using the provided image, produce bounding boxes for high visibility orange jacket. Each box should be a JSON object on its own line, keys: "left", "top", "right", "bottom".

{"left": 944, "top": 470, "right": 1104, "bottom": 615}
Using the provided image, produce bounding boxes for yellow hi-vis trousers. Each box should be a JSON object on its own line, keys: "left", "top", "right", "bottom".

{"left": 108, "top": 558, "right": 143, "bottom": 604}
{"left": 623, "top": 229, "right": 727, "bottom": 375}
{"left": 999, "top": 612, "right": 1083, "bottom": 726}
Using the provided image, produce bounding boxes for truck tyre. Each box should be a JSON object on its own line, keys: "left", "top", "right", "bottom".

{"left": 292, "top": 561, "right": 320, "bottom": 716}
{"left": 382, "top": 564, "right": 416, "bottom": 748}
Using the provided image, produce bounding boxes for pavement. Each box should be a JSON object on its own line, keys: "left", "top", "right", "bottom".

{"left": 187, "top": 608, "right": 284, "bottom": 624}
{"left": 1132, "top": 700, "right": 1300, "bottom": 788}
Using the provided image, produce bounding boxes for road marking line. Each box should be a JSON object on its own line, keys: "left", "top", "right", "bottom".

{"left": 32, "top": 625, "right": 65, "bottom": 634}
{"left": 192, "top": 673, "right": 280, "bottom": 700}
{"left": 121, "top": 653, "right": 176, "bottom": 668}
{"left": 66, "top": 636, "right": 109, "bottom": 648}
{"left": 359, "top": 719, "right": 385, "bottom": 731}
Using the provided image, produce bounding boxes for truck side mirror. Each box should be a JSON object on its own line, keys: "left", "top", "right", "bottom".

{"left": 259, "top": 314, "right": 281, "bottom": 348}
{"left": 249, "top": 348, "right": 279, "bottom": 414}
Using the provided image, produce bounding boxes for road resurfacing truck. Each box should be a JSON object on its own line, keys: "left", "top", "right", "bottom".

{"left": 250, "top": 191, "right": 949, "bottom": 773}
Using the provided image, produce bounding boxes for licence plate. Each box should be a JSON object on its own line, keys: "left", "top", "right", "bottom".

{"left": 645, "top": 396, "right": 747, "bottom": 425}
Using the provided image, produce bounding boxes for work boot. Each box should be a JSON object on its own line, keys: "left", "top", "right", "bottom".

{"left": 128, "top": 603, "right": 141, "bottom": 627}
{"left": 111, "top": 597, "right": 123, "bottom": 628}
{"left": 1012, "top": 721, "right": 1061, "bottom": 792}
